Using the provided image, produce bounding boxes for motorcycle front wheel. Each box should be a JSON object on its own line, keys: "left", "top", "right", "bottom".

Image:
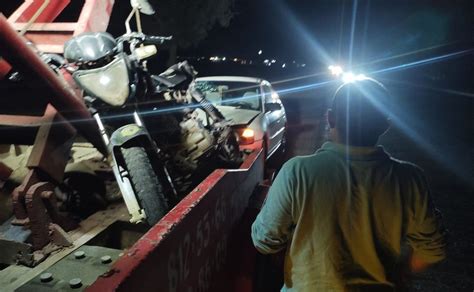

{"left": 121, "top": 146, "right": 169, "bottom": 226}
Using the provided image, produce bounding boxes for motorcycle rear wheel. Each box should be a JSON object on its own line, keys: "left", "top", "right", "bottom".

{"left": 121, "top": 146, "right": 169, "bottom": 226}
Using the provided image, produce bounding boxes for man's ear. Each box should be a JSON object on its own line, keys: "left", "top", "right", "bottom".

{"left": 327, "top": 109, "right": 336, "bottom": 129}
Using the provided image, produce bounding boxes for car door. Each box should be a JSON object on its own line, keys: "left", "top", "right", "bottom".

{"left": 262, "top": 82, "right": 285, "bottom": 155}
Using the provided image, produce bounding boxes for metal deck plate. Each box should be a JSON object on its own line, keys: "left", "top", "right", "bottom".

{"left": 16, "top": 245, "right": 122, "bottom": 291}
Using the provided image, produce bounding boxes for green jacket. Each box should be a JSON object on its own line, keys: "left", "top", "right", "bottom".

{"left": 252, "top": 142, "right": 446, "bottom": 291}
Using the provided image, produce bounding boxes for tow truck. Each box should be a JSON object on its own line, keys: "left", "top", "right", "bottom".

{"left": 0, "top": 1, "right": 274, "bottom": 291}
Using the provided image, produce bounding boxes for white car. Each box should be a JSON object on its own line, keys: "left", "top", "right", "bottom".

{"left": 195, "top": 76, "right": 287, "bottom": 159}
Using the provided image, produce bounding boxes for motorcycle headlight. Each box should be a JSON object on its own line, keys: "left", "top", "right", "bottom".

{"left": 74, "top": 56, "right": 130, "bottom": 106}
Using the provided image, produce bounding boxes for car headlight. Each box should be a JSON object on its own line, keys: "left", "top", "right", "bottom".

{"left": 73, "top": 56, "right": 130, "bottom": 106}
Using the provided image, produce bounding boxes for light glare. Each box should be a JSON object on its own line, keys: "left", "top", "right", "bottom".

{"left": 328, "top": 65, "right": 343, "bottom": 76}
{"left": 342, "top": 72, "right": 356, "bottom": 83}
{"left": 242, "top": 128, "right": 255, "bottom": 138}
{"left": 100, "top": 75, "right": 110, "bottom": 85}
{"left": 342, "top": 72, "right": 367, "bottom": 83}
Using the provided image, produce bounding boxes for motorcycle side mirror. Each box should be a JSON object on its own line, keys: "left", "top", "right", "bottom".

{"left": 130, "top": 0, "right": 156, "bottom": 15}
{"left": 265, "top": 103, "right": 282, "bottom": 112}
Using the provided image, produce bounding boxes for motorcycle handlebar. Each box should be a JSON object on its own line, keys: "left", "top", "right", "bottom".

{"left": 144, "top": 35, "right": 173, "bottom": 45}
{"left": 117, "top": 33, "right": 172, "bottom": 46}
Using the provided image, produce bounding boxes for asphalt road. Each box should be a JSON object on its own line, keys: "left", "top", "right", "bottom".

{"left": 273, "top": 80, "right": 474, "bottom": 291}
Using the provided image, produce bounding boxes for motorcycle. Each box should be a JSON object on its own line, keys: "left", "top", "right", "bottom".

{"left": 62, "top": 0, "right": 241, "bottom": 225}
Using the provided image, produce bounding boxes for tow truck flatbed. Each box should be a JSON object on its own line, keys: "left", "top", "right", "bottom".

{"left": 1, "top": 146, "right": 266, "bottom": 291}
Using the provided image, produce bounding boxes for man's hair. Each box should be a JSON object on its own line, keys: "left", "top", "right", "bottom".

{"left": 329, "top": 78, "right": 390, "bottom": 146}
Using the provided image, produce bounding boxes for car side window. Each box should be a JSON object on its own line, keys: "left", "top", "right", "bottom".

{"left": 262, "top": 84, "right": 274, "bottom": 104}
{"left": 263, "top": 84, "right": 282, "bottom": 105}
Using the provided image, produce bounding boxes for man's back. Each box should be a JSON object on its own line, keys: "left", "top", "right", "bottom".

{"left": 252, "top": 142, "right": 446, "bottom": 291}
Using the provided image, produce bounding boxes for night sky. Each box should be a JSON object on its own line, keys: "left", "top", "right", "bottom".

{"left": 189, "top": 0, "right": 473, "bottom": 69}
{"left": 2, "top": 0, "right": 472, "bottom": 73}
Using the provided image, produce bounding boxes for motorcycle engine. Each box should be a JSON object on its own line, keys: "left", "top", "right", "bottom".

{"left": 174, "top": 110, "right": 215, "bottom": 172}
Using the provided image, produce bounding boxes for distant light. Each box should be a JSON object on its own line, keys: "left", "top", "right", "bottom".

{"left": 258, "top": 50, "right": 263, "bottom": 55}
{"left": 263, "top": 59, "right": 269, "bottom": 64}
{"left": 328, "top": 65, "right": 343, "bottom": 76}
{"left": 271, "top": 59, "right": 276, "bottom": 64}
{"left": 222, "top": 57, "right": 226, "bottom": 61}
{"left": 282, "top": 63, "right": 286, "bottom": 68}
{"left": 233, "top": 58, "right": 238, "bottom": 62}
{"left": 301, "top": 63, "right": 306, "bottom": 67}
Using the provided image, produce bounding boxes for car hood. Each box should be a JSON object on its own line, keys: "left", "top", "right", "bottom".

{"left": 216, "top": 105, "right": 261, "bottom": 126}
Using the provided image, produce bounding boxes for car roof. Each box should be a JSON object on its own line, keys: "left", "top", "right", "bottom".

{"left": 195, "top": 76, "right": 265, "bottom": 84}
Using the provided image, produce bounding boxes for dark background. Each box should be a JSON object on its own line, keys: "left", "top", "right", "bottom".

{"left": 1, "top": 1, "right": 473, "bottom": 290}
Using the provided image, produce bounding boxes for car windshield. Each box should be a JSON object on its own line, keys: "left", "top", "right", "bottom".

{"left": 195, "top": 81, "right": 261, "bottom": 111}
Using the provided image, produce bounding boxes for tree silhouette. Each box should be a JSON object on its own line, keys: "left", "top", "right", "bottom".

{"left": 147, "top": 0, "right": 235, "bottom": 65}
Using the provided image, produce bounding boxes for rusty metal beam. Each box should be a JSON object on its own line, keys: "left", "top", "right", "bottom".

{"left": 26, "top": 104, "right": 76, "bottom": 182}
{"left": 8, "top": 0, "right": 71, "bottom": 23}
{"left": 75, "top": 0, "right": 115, "bottom": 35}
{"left": 0, "top": 13, "right": 107, "bottom": 155}
{"left": 12, "top": 23, "right": 77, "bottom": 51}
{"left": 0, "top": 58, "right": 12, "bottom": 79}
{"left": 0, "top": 114, "right": 44, "bottom": 127}
{"left": 7, "top": 0, "right": 115, "bottom": 54}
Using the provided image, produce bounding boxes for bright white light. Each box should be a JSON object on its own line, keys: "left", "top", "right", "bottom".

{"left": 282, "top": 63, "right": 286, "bottom": 68}
{"left": 222, "top": 57, "right": 226, "bottom": 61}
{"left": 271, "top": 59, "right": 276, "bottom": 64}
{"left": 233, "top": 58, "right": 238, "bottom": 62}
{"left": 342, "top": 72, "right": 367, "bottom": 83}
{"left": 263, "top": 59, "right": 269, "bottom": 64}
{"left": 342, "top": 72, "right": 356, "bottom": 83}
{"left": 258, "top": 50, "right": 263, "bottom": 55}
{"left": 356, "top": 74, "right": 367, "bottom": 80}
{"left": 99, "top": 75, "right": 111, "bottom": 86}
{"left": 328, "top": 65, "right": 343, "bottom": 76}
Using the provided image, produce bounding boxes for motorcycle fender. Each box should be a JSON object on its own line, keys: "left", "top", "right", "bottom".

{"left": 109, "top": 124, "right": 149, "bottom": 148}
{"left": 108, "top": 124, "right": 151, "bottom": 224}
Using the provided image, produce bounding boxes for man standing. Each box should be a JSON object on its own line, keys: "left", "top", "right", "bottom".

{"left": 251, "top": 78, "right": 446, "bottom": 291}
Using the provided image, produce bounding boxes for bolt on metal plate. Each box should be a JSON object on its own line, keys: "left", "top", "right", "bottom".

{"left": 100, "top": 255, "right": 112, "bottom": 264}
{"left": 39, "top": 272, "right": 53, "bottom": 282}
{"left": 69, "top": 278, "right": 82, "bottom": 289}
{"left": 74, "top": 250, "right": 86, "bottom": 259}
